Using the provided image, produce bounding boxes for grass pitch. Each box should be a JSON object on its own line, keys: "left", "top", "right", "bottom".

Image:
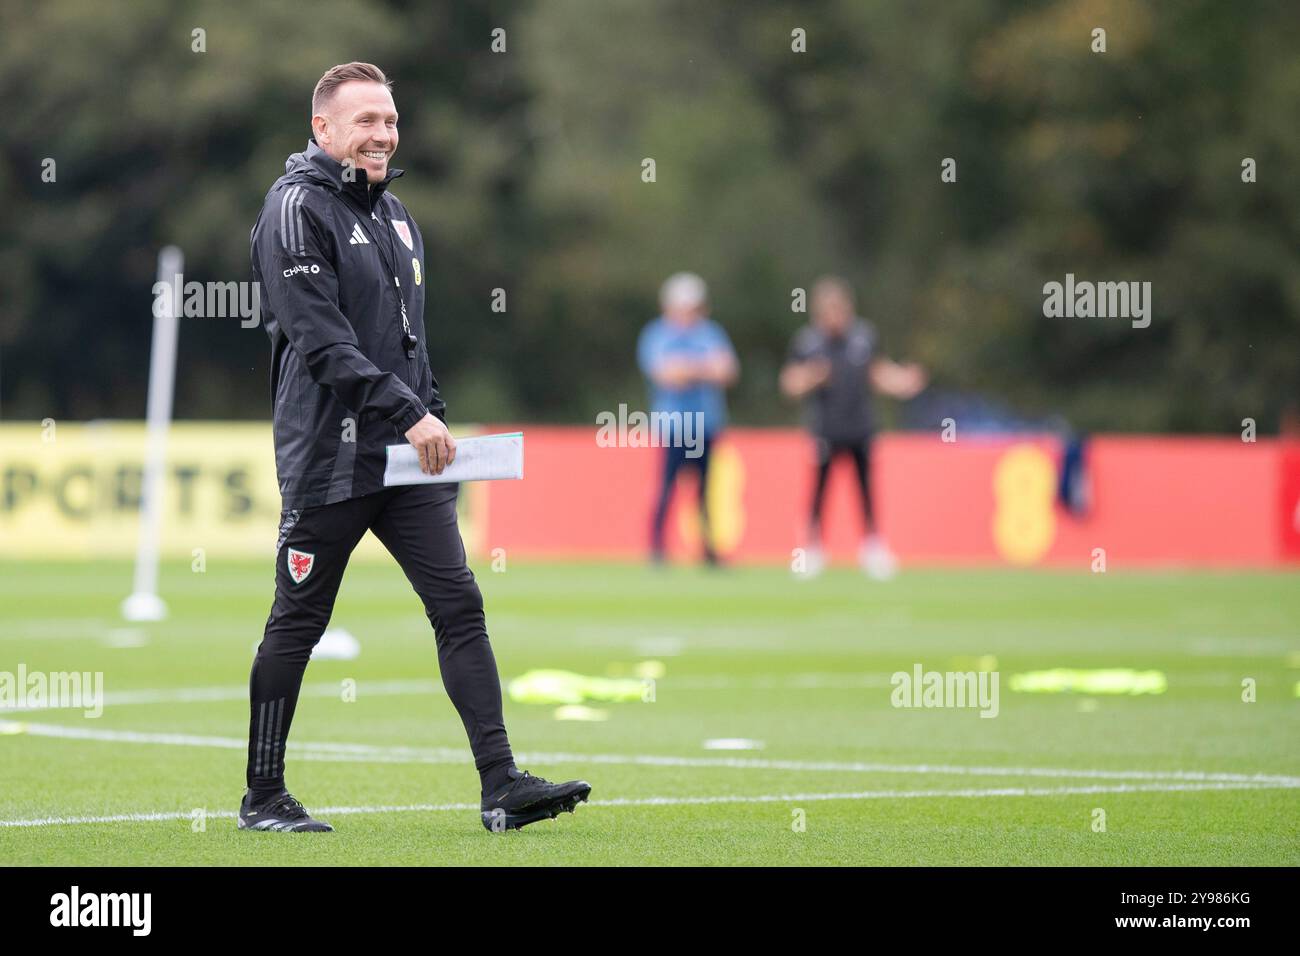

{"left": 1, "top": 558, "right": 1297, "bottom": 866}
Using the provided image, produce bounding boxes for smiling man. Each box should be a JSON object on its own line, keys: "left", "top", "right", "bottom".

{"left": 243, "top": 62, "right": 590, "bottom": 833}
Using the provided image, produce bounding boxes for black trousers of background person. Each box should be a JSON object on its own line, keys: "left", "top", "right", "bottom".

{"left": 809, "top": 434, "right": 876, "bottom": 540}
{"left": 246, "top": 481, "right": 513, "bottom": 792}
{"left": 650, "top": 435, "right": 715, "bottom": 560}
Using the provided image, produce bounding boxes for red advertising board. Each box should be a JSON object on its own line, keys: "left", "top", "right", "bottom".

{"left": 479, "top": 427, "right": 1297, "bottom": 568}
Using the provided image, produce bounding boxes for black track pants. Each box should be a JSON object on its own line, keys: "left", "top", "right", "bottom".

{"left": 246, "top": 481, "right": 513, "bottom": 791}
{"left": 809, "top": 435, "right": 876, "bottom": 539}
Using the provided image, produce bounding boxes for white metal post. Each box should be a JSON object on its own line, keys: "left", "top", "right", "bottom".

{"left": 122, "top": 246, "right": 183, "bottom": 622}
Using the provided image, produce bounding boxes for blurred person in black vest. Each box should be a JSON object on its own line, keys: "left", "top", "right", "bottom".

{"left": 781, "top": 276, "right": 926, "bottom": 578}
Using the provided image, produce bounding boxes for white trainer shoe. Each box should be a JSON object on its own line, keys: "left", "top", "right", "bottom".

{"left": 860, "top": 536, "right": 897, "bottom": 580}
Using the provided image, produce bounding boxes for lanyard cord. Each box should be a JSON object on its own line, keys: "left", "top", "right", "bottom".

{"left": 370, "top": 196, "right": 416, "bottom": 351}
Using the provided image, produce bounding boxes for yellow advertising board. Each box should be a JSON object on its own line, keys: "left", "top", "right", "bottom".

{"left": 0, "top": 422, "right": 481, "bottom": 561}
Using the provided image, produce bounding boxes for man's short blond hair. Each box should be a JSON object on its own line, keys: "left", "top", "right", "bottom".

{"left": 311, "top": 62, "right": 391, "bottom": 117}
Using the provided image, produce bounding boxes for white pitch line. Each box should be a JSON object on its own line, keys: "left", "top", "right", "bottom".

{"left": 0, "top": 781, "right": 1291, "bottom": 829}
{"left": 6, "top": 722, "right": 471, "bottom": 761}
{"left": 8, "top": 720, "right": 1300, "bottom": 787}
{"left": 512, "top": 751, "right": 1300, "bottom": 787}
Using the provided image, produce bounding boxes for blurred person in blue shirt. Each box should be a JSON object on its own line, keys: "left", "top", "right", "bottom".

{"left": 637, "top": 272, "right": 739, "bottom": 565}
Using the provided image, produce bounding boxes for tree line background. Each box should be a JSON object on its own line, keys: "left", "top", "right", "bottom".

{"left": 1, "top": 0, "right": 1296, "bottom": 432}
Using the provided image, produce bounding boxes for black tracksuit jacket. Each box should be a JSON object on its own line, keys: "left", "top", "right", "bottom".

{"left": 251, "top": 139, "right": 444, "bottom": 509}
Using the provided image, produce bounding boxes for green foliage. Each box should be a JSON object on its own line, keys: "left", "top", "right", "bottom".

{"left": 0, "top": 0, "right": 1295, "bottom": 430}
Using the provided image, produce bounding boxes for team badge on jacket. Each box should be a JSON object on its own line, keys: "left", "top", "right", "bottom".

{"left": 391, "top": 220, "right": 414, "bottom": 251}
{"left": 287, "top": 548, "right": 315, "bottom": 584}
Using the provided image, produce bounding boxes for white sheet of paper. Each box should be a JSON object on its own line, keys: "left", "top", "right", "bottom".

{"left": 383, "top": 432, "right": 523, "bottom": 486}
